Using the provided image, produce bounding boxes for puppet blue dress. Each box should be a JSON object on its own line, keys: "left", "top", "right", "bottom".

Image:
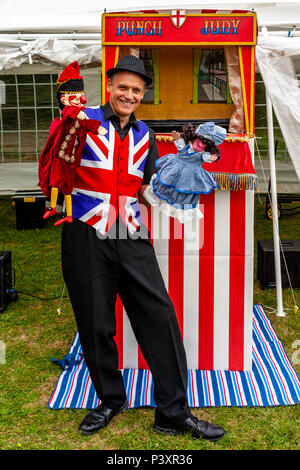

{"left": 144, "top": 122, "right": 227, "bottom": 222}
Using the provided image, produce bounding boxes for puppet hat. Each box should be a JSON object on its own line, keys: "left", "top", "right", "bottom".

{"left": 56, "top": 62, "right": 84, "bottom": 109}
{"left": 195, "top": 121, "right": 227, "bottom": 146}
{"left": 57, "top": 61, "right": 83, "bottom": 85}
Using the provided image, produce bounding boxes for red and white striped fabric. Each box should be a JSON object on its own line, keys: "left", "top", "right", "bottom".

{"left": 114, "top": 141, "right": 255, "bottom": 372}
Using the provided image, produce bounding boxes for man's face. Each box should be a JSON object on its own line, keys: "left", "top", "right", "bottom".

{"left": 107, "top": 71, "right": 145, "bottom": 118}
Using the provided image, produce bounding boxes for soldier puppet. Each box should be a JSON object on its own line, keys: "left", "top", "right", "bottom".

{"left": 38, "top": 61, "right": 107, "bottom": 226}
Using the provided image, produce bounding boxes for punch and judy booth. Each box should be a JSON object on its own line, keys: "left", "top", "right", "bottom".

{"left": 101, "top": 9, "right": 257, "bottom": 375}
{"left": 49, "top": 10, "right": 300, "bottom": 410}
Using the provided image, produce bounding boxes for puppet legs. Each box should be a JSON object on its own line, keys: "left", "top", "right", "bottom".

{"left": 54, "top": 194, "right": 73, "bottom": 226}
{"left": 43, "top": 187, "right": 73, "bottom": 225}
{"left": 43, "top": 187, "right": 59, "bottom": 219}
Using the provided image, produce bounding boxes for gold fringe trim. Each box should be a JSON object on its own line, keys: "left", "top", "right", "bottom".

{"left": 225, "top": 135, "right": 249, "bottom": 143}
{"left": 156, "top": 134, "right": 249, "bottom": 143}
{"left": 210, "top": 172, "right": 258, "bottom": 192}
{"left": 156, "top": 135, "right": 174, "bottom": 142}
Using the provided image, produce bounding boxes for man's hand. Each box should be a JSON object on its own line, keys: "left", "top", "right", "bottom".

{"left": 138, "top": 185, "right": 150, "bottom": 207}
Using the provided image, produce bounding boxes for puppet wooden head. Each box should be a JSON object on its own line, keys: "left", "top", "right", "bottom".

{"left": 56, "top": 61, "right": 86, "bottom": 110}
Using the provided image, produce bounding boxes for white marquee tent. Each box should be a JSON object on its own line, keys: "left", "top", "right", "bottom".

{"left": 1, "top": 0, "right": 300, "bottom": 315}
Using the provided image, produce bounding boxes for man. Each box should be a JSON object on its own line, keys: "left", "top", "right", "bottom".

{"left": 61, "top": 55, "right": 225, "bottom": 441}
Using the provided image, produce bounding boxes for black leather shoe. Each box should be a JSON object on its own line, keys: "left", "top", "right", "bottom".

{"left": 154, "top": 414, "right": 225, "bottom": 442}
{"left": 79, "top": 400, "right": 128, "bottom": 435}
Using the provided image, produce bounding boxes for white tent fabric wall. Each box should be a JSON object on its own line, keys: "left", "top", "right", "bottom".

{"left": 255, "top": 35, "right": 300, "bottom": 317}
{"left": 256, "top": 36, "right": 300, "bottom": 184}
{"left": 0, "top": 38, "right": 102, "bottom": 71}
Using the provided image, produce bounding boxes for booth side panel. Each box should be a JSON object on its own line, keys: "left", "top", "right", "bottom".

{"left": 239, "top": 46, "right": 255, "bottom": 134}
{"left": 102, "top": 46, "right": 120, "bottom": 104}
{"left": 243, "top": 140, "right": 255, "bottom": 370}
{"left": 228, "top": 190, "right": 246, "bottom": 370}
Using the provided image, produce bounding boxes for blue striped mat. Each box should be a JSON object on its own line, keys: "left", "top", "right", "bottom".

{"left": 48, "top": 305, "right": 300, "bottom": 409}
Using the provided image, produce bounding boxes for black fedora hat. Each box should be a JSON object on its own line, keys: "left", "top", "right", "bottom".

{"left": 106, "top": 55, "right": 152, "bottom": 87}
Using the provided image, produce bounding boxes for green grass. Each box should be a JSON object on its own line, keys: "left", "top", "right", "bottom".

{"left": 0, "top": 194, "right": 299, "bottom": 451}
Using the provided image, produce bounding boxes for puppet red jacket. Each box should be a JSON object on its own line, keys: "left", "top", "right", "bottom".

{"left": 39, "top": 105, "right": 101, "bottom": 198}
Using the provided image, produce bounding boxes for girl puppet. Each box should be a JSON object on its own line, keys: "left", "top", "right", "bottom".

{"left": 144, "top": 121, "right": 227, "bottom": 222}
{"left": 38, "top": 61, "right": 106, "bottom": 226}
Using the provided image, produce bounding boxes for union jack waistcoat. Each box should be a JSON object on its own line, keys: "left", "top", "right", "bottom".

{"left": 71, "top": 107, "right": 150, "bottom": 235}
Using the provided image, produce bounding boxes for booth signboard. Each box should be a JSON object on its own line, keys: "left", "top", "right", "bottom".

{"left": 102, "top": 10, "right": 256, "bottom": 135}
{"left": 101, "top": 9, "right": 257, "bottom": 372}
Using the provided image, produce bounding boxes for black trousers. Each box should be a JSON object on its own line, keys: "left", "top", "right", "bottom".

{"left": 61, "top": 218, "right": 191, "bottom": 421}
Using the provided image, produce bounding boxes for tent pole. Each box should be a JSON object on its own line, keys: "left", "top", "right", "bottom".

{"left": 265, "top": 90, "right": 286, "bottom": 317}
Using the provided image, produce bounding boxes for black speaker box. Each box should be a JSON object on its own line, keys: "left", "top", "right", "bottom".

{"left": 0, "top": 251, "right": 13, "bottom": 312}
{"left": 12, "top": 190, "right": 46, "bottom": 230}
{"left": 257, "top": 239, "right": 300, "bottom": 289}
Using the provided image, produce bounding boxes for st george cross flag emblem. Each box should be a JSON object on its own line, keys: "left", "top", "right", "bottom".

{"left": 170, "top": 10, "right": 187, "bottom": 28}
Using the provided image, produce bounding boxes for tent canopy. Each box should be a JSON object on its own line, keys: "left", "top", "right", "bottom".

{"left": 1, "top": 1, "right": 300, "bottom": 32}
